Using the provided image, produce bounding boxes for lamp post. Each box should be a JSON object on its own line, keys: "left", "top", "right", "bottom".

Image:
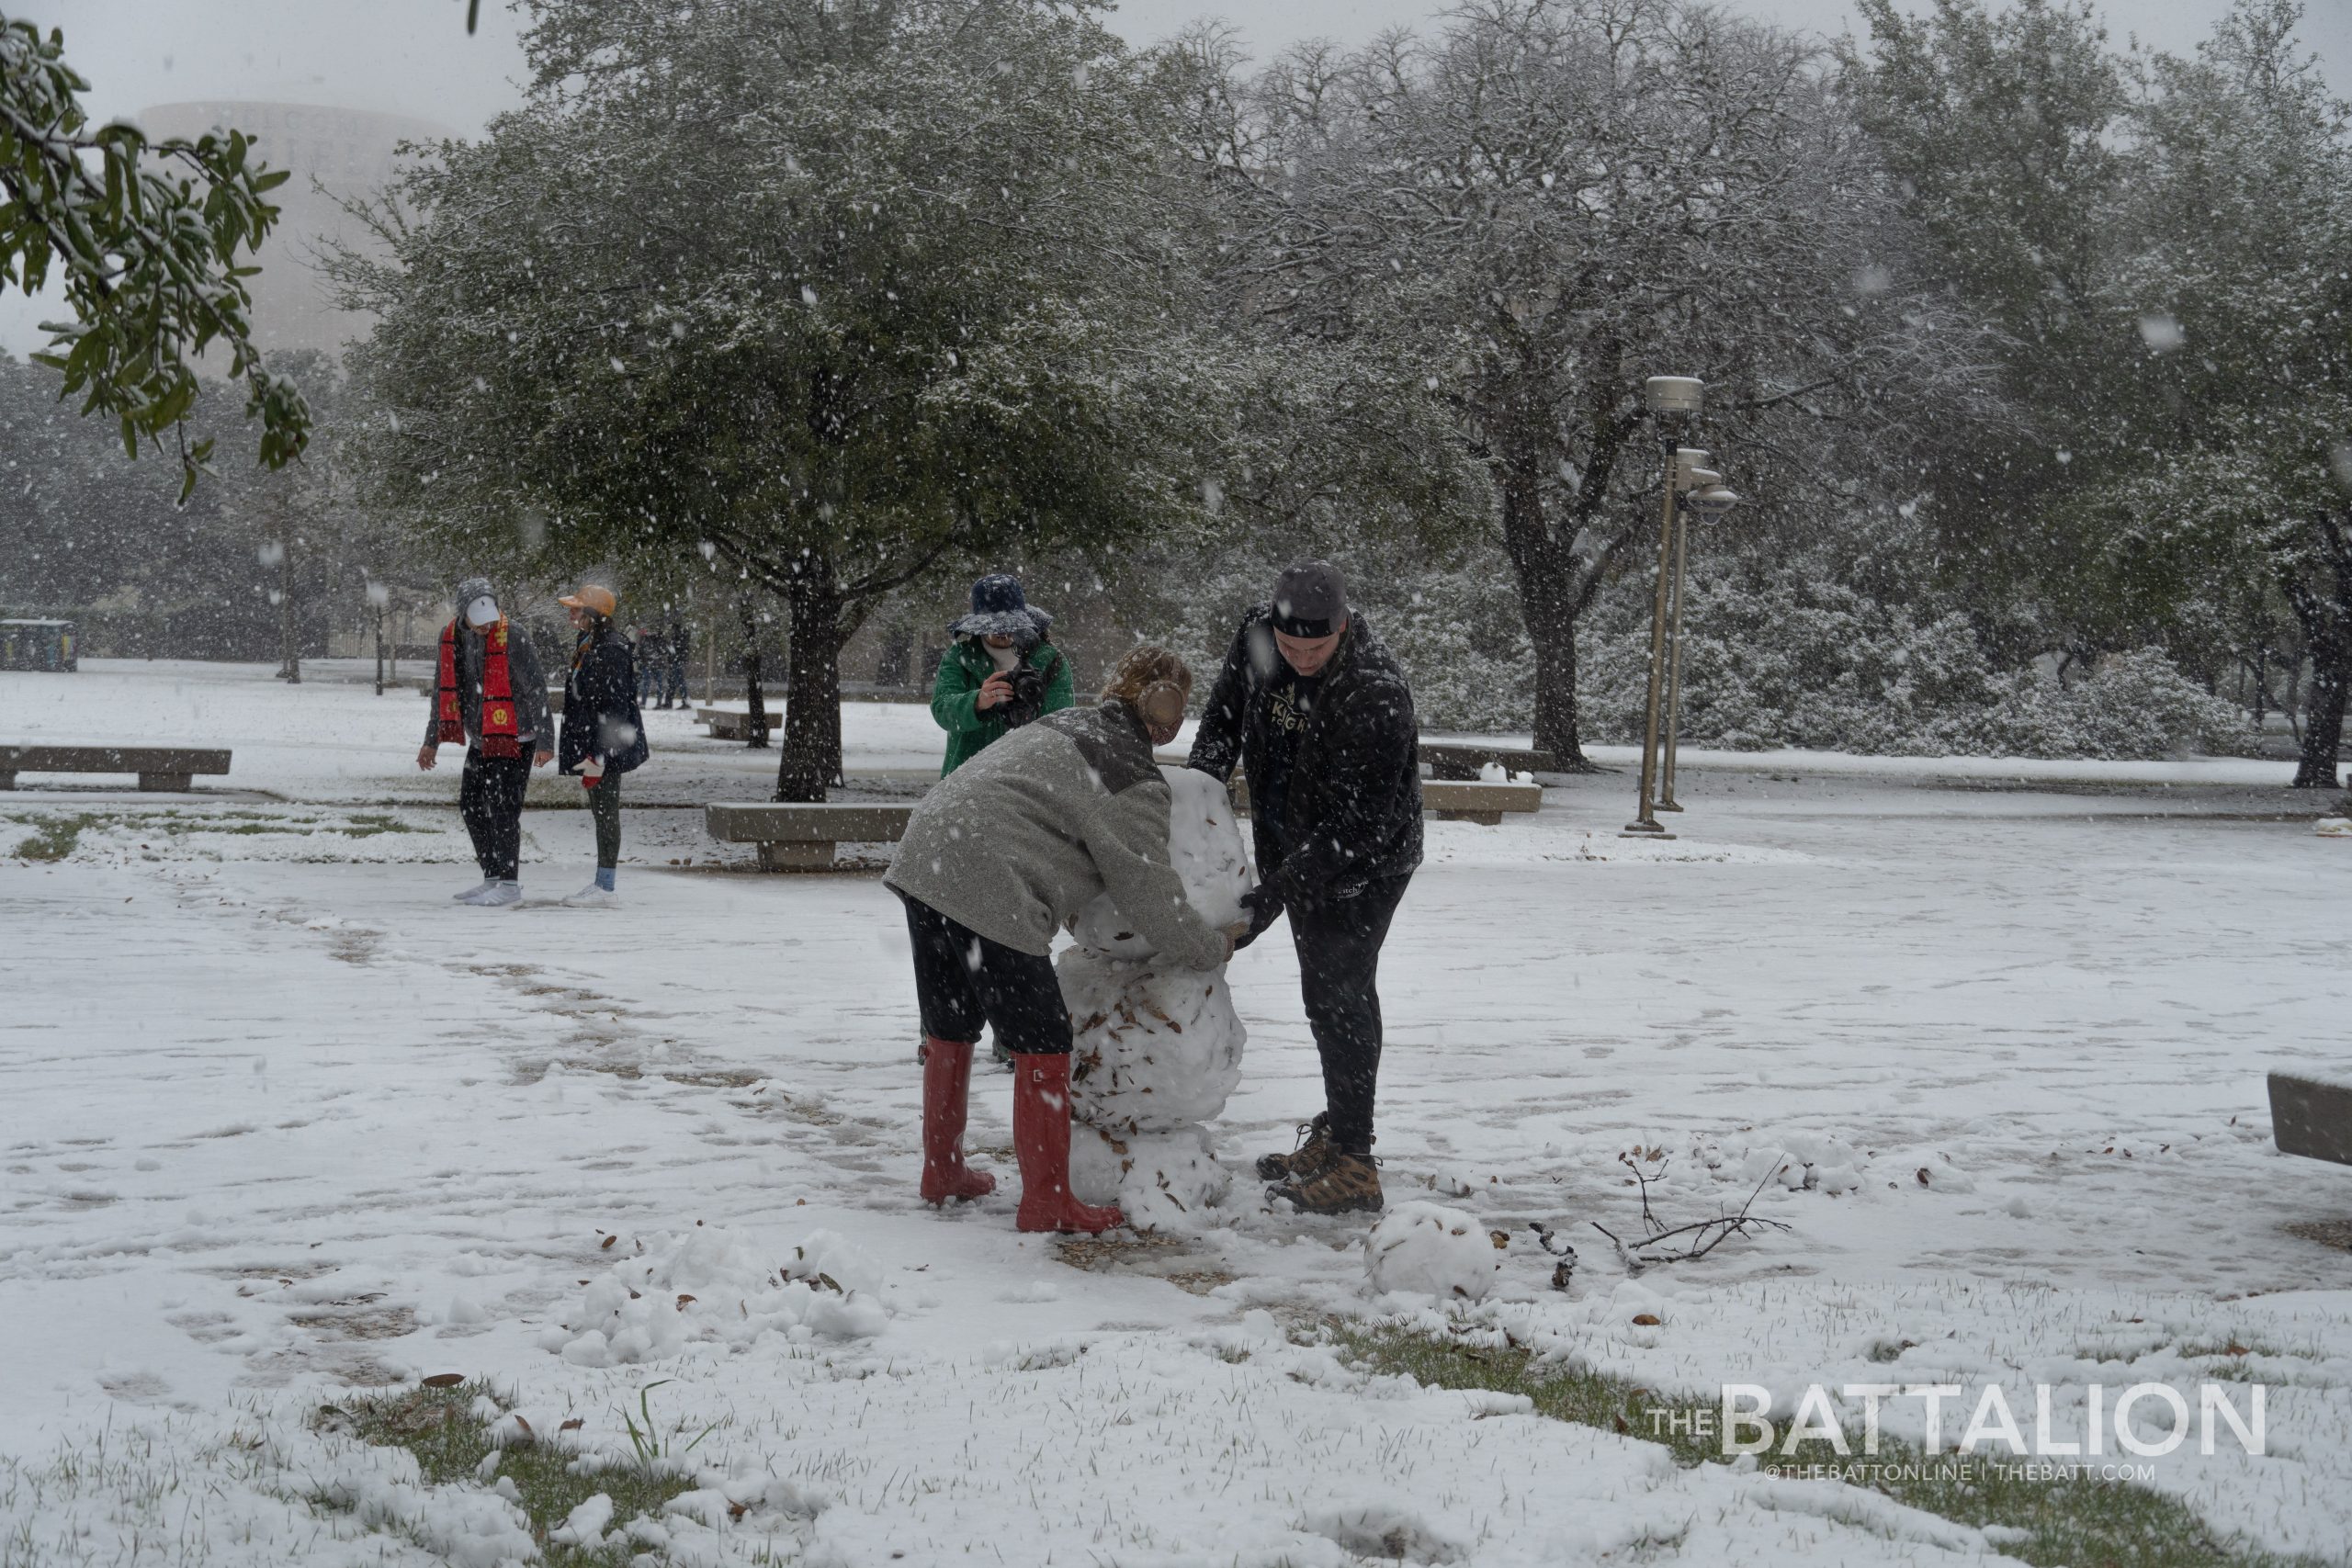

{"left": 1625, "top": 378, "right": 1702, "bottom": 838}
{"left": 1624, "top": 378, "right": 1741, "bottom": 837}
{"left": 1657, "top": 461, "right": 1741, "bottom": 812}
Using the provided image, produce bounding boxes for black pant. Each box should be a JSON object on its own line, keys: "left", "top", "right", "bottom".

{"left": 900, "top": 894, "right": 1073, "bottom": 1055}
{"left": 587, "top": 772, "right": 622, "bottom": 869}
{"left": 459, "top": 750, "right": 531, "bottom": 881}
{"left": 1292, "top": 873, "right": 1411, "bottom": 1155}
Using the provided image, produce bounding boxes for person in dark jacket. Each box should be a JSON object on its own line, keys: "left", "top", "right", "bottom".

{"left": 888, "top": 646, "right": 1241, "bottom": 1234}
{"left": 929, "top": 574, "right": 1075, "bottom": 775}
{"left": 661, "top": 619, "right": 691, "bottom": 709}
{"left": 1189, "top": 560, "right": 1421, "bottom": 1215}
{"left": 557, "top": 584, "right": 650, "bottom": 908}
{"left": 418, "top": 576, "right": 555, "bottom": 907}
{"left": 633, "top": 625, "right": 667, "bottom": 706}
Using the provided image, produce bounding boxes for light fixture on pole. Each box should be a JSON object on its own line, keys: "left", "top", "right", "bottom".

{"left": 1656, "top": 462, "right": 1741, "bottom": 813}
{"left": 1625, "top": 378, "right": 1704, "bottom": 838}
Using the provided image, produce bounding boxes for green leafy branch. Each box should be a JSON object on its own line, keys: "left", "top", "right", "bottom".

{"left": 0, "top": 16, "right": 311, "bottom": 498}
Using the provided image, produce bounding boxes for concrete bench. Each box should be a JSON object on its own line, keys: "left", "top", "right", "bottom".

{"left": 1222, "top": 773, "right": 1540, "bottom": 826}
{"left": 707, "top": 801, "right": 912, "bottom": 870}
{"left": 1420, "top": 742, "right": 1563, "bottom": 780}
{"left": 0, "top": 745, "right": 232, "bottom": 793}
{"left": 696, "top": 706, "right": 778, "bottom": 741}
{"left": 2270, "top": 1071, "right": 2352, "bottom": 1166}
{"left": 1422, "top": 779, "right": 1544, "bottom": 824}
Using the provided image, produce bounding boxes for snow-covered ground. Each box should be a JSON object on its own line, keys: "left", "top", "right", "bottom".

{"left": 5, "top": 661, "right": 2351, "bottom": 1566}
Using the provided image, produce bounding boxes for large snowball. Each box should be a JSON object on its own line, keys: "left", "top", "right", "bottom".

{"left": 1364, "top": 1202, "right": 1502, "bottom": 1302}
{"left": 1069, "top": 1122, "right": 1232, "bottom": 1228}
{"left": 1069, "top": 766, "right": 1250, "bottom": 957}
{"left": 1060, "top": 948, "right": 1245, "bottom": 1134}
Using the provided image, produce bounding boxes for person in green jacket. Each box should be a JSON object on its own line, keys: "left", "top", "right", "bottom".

{"left": 930, "top": 574, "right": 1075, "bottom": 776}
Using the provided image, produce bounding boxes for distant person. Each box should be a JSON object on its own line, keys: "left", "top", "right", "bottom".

{"left": 661, "top": 619, "right": 691, "bottom": 709}
{"left": 929, "top": 574, "right": 1073, "bottom": 776}
{"left": 557, "top": 584, "right": 650, "bottom": 908}
{"left": 418, "top": 577, "right": 554, "bottom": 907}
{"left": 1190, "top": 560, "right": 1422, "bottom": 1215}
{"left": 888, "top": 647, "right": 1243, "bottom": 1234}
{"left": 633, "top": 625, "right": 667, "bottom": 706}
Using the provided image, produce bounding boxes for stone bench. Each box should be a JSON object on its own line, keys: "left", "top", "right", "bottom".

{"left": 1422, "top": 778, "right": 1544, "bottom": 824}
{"left": 0, "top": 745, "right": 232, "bottom": 793}
{"left": 696, "top": 706, "right": 778, "bottom": 741}
{"left": 707, "top": 801, "right": 912, "bottom": 870}
{"left": 1419, "top": 742, "right": 1564, "bottom": 780}
{"left": 1222, "top": 773, "right": 1541, "bottom": 826}
{"left": 2269, "top": 1071, "right": 2352, "bottom": 1167}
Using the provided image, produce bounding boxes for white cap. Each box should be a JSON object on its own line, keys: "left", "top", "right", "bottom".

{"left": 463, "top": 595, "right": 500, "bottom": 627}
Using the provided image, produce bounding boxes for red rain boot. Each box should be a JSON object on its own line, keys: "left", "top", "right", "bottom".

{"left": 919, "top": 1037, "right": 996, "bottom": 1203}
{"left": 1012, "top": 1054, "right": 1124, "bottom": 1235}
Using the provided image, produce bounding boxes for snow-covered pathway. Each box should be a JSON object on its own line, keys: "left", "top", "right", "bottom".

{"left": 6, "top": 663, "right": 2352, "bottom": 1564}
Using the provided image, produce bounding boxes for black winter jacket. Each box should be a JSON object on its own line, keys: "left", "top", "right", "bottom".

{"left": 560, "top": 625, "right": 650, "bottom": 774}
{"left": 1187, "top": 607, "right": 1421, "bottom": 907}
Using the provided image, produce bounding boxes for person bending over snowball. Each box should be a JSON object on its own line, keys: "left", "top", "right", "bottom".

{"left": 885, "top": 647, "right": 1248, "bottom": 1234}
{"left": 418, "top": 576, "right": 554, "bottom": 907}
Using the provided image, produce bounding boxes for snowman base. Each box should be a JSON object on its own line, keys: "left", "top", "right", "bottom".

{"left": 1067, "top": 1122, "right": 1231, "bottom": 1231}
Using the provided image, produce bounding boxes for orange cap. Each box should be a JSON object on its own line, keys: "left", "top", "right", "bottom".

{"left": 560, "top": 584, "right": 617, "bottom": 616}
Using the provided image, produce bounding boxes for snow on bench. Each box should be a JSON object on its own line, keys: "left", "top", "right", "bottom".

{"left": 2269, "top": 1071, "right": 2352, "bottom": 1167}
{"left": 695, "top": 705, "right": 778, "bottom": 741}
{"left": 0, "top": 745, "right": 232, "bottom": 793}
{"left": 1220, "top": 773, "right": 1541, "bottom": 826}
{"left": 1420, "top": 742, "right": 1564, "bottom": 779}
{"left": 705, "top": 801, "right": 912, "bottom": 871}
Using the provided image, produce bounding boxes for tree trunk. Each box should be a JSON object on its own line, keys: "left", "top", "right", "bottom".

{"left": 1521, "top": 574, "right": 1585, "bottom": 766}
{"left": 277, "top": 535, "right": 301, "bottom": 683}
{"left": 2287, "top": 531, "right": 2352, "bottom": 789}
{"left": 1496, "top": 422, "right": 1596, "bottom": 769}
{"left": 2290, "top": 608, "right": 2349, "bottom": 790}
{"left": 738, "top": 597, "right": 771, "bottom": 749}
{"left": 775, "top": 558, "right": 844, "bottom": 802}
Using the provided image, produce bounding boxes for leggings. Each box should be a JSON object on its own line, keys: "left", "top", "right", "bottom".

{"left": 1291, "top": 873, "right": 1412, "bottom": 1155}
{"left": 588, "top": 771, "right": 622, "bottom": 869}
{"left": 899, "top": 893, "right": 1073, "bottom": 1055}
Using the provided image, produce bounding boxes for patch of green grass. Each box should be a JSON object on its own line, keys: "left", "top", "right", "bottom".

{"left": 9, "top": 813, "right": 96, "bottom": 861}
{"left": 321, "top": 1381, "right": 698, "bottom": 1566}
{"left": 1340, "top": 1326, "right": 2329, "bottom": 1568}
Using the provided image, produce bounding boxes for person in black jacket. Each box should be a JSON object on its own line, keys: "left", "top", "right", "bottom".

{"left": 1188, "top": 560, "right": 1421, "bottom": 1215}
{"left": 557, "top": 584, "right": 650, "bottom": 908}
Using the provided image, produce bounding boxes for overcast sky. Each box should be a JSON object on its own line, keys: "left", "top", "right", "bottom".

{"left": 6, "top": 0, "right": 2346, "bottom": 353}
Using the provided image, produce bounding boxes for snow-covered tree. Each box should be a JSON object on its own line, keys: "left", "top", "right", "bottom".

{"left": 1192, "top": 0, "right": 1992, "bottom": 765}
{"left": 2086, "top": 0, "right": 2352, "bottom": 785}
{"left": 334, "top": 0, "right": 1251, "bottom": 799}
{"left": 0, "top": 17, "right": 309, "bottom": 495}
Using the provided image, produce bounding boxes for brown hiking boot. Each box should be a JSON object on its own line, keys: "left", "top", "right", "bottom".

{"left": 1267, "top": 1151, "right": 1383, "bottom": 1215}
{"left": 1256, "top": 1113, "right": 1336, "bottom": 1181}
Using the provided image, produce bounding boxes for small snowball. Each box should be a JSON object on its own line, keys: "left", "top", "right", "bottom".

{"left": 1364, "top": 1202, "right": 1502, "bottom": 1302}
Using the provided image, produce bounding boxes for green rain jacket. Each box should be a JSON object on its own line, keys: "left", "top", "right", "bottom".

{"left": 929, "top": 636, "right": 1076, "bottom": 775}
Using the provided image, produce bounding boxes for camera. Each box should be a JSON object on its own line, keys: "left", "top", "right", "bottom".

{"left": 1000, "top": 662, "right": 1049, "bottom": 728}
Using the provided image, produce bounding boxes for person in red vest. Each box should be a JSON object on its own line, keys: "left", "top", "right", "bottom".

{"left": 417, "top": 577, "right": 553, "bottom": 906}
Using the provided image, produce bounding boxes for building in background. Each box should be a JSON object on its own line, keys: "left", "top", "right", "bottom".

{"left": 137, "top": 102, "right": 451, "bottom": 357}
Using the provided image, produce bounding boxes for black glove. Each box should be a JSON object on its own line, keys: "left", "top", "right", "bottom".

{"left": 1232, "top": 885, "right": 1284, "bottom": 951}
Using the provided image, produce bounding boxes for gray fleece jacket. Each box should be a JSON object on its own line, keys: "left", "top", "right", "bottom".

{"left": 885, "top": 699, "right": 1227, "bottom": 971}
